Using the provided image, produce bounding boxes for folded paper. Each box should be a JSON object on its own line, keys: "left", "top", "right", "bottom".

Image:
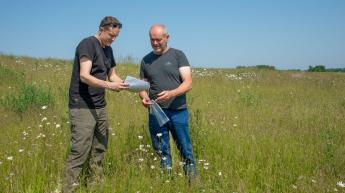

{"left": 124, "top": 76, "right": 150, "bottom": 92}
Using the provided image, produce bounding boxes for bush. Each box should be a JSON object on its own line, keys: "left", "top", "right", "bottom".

{"left": 1, "top": 83, "right": 54, "bottom": 113}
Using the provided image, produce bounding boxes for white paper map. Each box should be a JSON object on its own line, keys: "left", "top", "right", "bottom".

{"left": 124, "top": 76, "right": 150, "bottom": 92}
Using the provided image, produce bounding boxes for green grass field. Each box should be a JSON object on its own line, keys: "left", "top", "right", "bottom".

{"left": 0, "top": 54, "right": 344, "bottom": 193}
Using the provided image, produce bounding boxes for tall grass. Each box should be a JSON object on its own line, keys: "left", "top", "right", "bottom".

{"left": 0, "top": 54, "right": 344, "bottom": 192}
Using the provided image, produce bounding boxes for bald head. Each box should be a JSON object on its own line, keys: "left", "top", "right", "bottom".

{"left": 149, "top": 24, "right": 168, "bottom": 36}
{"left": 149, "top": 24, "right": 170, "bottom": 55}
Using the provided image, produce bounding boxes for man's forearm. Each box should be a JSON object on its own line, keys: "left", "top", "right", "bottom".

{"left": 139, "top": 90, "right": 149, "bottom": 99}
{"left": 171, "top": 80, "right": 192, "bottom": 97}
{"left": 80, "top": 73, "right": 109, "bottom": 89}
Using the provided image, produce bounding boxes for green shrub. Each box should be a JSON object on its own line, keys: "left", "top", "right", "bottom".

{"left": 1, "top": 83, "right": 54, "bottom": 113}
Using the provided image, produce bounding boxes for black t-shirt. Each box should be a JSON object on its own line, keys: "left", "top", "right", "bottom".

{"left": 69, "top": 36, "right": 116, "bottom": 109}
{"left": 140, "top": 48, "right": 190, "bottom": 109}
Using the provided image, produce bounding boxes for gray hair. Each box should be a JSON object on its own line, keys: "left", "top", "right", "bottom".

{"left": 149, "top": 24, "right": 168, "bottom": 35}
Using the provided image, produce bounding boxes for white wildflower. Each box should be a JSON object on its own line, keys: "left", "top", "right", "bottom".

{"left": 162, "top": 157, "right": 167, "bottom": 161}
{"left": 337, "top": 181, "right": 345, "bottom": 188}
{"left": 156, "top": 133, "right": 162, "bottom": 137}
{"left": 138, "top": 158, "right": 144, "bottom": 162}
{"left": 7, "top": 156, "right": 13, "bottom": 161}
{"left": 41, "top": 105, "right": 48, "bottom": 110}
{"left": 292, "top": 185, "right": 297, "bottom": 189}
{"left": 18, "top": 149, "right": 24, "bottom": 153}
{"left": 138, "top": 135, "right": 143, "bottom": 139}
{"left": 150, "top": 165, "right": 155, "bottom": 169}
{"left": 72, "top": 182, "right": 79, "bottom": 187}
{"left": 55, "top": 124, "right": 61, "bottom": 128}
{"left": 41, "top": 117, "right": 47, "bottom": 122}
{"left": 139, "top": 144, "right": 144, "bottom": 150}
{"left": 218, "top": 171, "right": 222, "bottom": 176}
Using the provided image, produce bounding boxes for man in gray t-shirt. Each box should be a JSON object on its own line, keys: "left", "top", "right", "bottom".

{"left": 139, "top": 24, "right": 197, "bottom": 184}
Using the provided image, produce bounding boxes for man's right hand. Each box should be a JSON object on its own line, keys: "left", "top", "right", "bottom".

{"left": 106, "top": 81, "right": 129, "bottom": 92}
{"left": 141, "top": 97, "right": 152, "bottom": 108}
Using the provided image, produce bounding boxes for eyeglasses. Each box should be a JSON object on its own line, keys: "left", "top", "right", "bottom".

{"left": 102, "top": 23, "right": 122, "bottom": 29}
{"left": 112, "top": 23, "right": 122, "bottom": 29}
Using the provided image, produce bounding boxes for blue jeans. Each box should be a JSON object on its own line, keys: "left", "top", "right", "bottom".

{"left": 149, "top": 108, "right": 197, "bottom": 177}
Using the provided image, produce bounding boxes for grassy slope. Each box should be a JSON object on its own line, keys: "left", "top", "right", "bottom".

{"left": 0, "top": 54, "right": 344, "bottom": 193}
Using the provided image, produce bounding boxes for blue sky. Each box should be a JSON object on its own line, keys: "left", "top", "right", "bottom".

{"left": 0, "top": 0, "right": 344, "bottom": 69}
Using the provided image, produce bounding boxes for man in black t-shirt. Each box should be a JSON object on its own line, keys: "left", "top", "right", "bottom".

{"left": 139, "top": 24, "right": 197, "bottom": 184}
{"left": 63, "top": 16, "right": 128, "bottom": 193}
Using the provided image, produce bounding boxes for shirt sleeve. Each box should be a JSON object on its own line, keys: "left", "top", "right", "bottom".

{"left": 176, "top": 50, "right": 190, "bottom": 68}
{"left": 139, "top": 59, "right": 146, "bottom": 79}
{"left": 109, "top": 47, "right": 116, "bottom": 68}
{"left": 77, "top": 38, "right": 95, "bottom": 61}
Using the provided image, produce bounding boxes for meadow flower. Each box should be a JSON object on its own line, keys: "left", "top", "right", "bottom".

{"left": 72, "top": 182, "right": 79, "bottom": 187}
{"left": 55, "top": 124, "right": 61, "bottom": 128}
{"left": 218, "top": 171, "right": 222, "bottom": 176}
{"left": 311, "top": 179, "right": 316, "bottom": 183}
{"left": 41, "top": 117, "right": 47, "bottom": 122}
{"left": 162, "top": 157, "right": 167, "bottom": 161}
{"left": 292, "top": 185, "right": 297, "bottom": 189}
{"left": 7, "top": 156, "right": 13, "bottom": 161}
{"left": 233, "top": 124, "right": 238, "bottom": 127}
{"left": 156, "top": 133, "right": 162, "bottom": 137}
{"left": 138, "top": 158, "right": 144, "bottom": 162}
{"left": 138, "top": 135, "right": 143, "bottom": 139}
{"left": 337, "top": 181, "right": 345, "bottom": 188}
{"left": 41, "top": 105, "right": 48, "bottom": 110}
{"left": 139, "top": 144, "right": 144, "bottom": 150}
{"left": 204, "top": 162, "right": 209, "bottom": 166}
{"left": 18, "top": 149, "right": 24, "bottom": 153}
{"left": 112, "top": 133, "right": 115, "bottom": 136}
{"left": 0, "top": 161, "right": 2, "bottom": 165}
{"left": 204, "top": 166, "right": 208, "bottom": 170}
{"left": 36, "top": 133, "right": 46, "bottom": 139}
{"left": 150, "top": 165, "right": 155, "bottom": 169}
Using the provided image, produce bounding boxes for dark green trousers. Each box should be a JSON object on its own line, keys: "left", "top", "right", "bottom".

{"left": 63, "top": 107, "right": 109, "bottom": 193}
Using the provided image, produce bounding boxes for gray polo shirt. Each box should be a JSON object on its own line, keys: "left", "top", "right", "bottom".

{"left": 140, "top": 48, "right": 190, "bottom": 109}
